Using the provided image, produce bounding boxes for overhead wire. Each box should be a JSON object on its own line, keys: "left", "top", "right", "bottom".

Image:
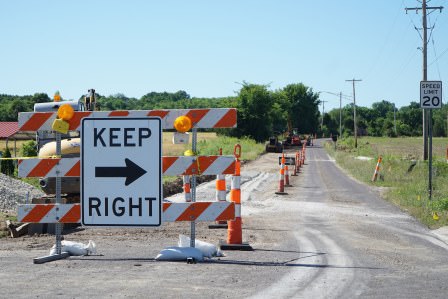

{"left": 363, "top": 3, "right": 403, "bottom": 80}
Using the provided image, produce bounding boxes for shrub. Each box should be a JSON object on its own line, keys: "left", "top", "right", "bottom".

{"left": 0, "top": 147, "right": 14, "bottom": 176}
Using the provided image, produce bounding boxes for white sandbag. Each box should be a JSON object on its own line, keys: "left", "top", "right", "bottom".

{"left": 50, "top": 240, "right": 96, "bottom": 256}
{"left": 178, "top": 234, "right": 223, "bottom": 258}
{"left": 155, "top": 246, "right": 203, "bottom": 262}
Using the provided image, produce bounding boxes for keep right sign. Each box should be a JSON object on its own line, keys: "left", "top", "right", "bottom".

{"left": 420, "top": 81, "right": 443, "bottom": 109}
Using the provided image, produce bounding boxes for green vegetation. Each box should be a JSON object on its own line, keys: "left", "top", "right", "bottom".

{"left": 20, "top": 140, "right": 37, "bottom": 157}
{"left": 0, "top": 147, "right": 14, "bottom": 176}
{"left": 324, "top": 100, "right": 448, "bottom": 138}
{"left": 1, "top": 84, "right": 321, "bottom": 145}
{"left": 326, "top": 137, "right": 448, "bottom": 228}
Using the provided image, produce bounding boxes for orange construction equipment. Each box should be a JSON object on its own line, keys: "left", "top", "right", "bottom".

{"left": 221, "top": 144, "right": 253, "bottom": 251}
{"left": 371, "top": 156, "right": 382, "bottom": 182}
{"left": 275, "top": 153, "right": 288, "bottom": 195}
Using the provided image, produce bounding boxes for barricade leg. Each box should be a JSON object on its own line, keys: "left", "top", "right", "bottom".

{"left": 221, "top": 157, "right": 253, "bottom": 251}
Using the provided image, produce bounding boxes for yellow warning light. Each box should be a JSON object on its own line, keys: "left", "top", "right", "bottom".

{"left": 174, "top": 115, "right": 192, "bottom": 133}
{"left": 57, "top": 103, "right": 75, "bottom": 121}
{"left": 54, "top": 91, "right": 61, "bottom": 102}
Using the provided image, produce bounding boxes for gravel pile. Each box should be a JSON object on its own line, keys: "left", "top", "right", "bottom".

{"left": 0, "top": 174, "right": 45, "bottom": 213}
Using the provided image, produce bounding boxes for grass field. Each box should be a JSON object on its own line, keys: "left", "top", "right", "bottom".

{"left": 326, "top": 136, "right": 448, "bottom": 228}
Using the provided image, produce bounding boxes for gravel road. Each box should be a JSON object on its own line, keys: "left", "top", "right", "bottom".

{"left": 1, "top": 140, "right": 447, "bottom": 298}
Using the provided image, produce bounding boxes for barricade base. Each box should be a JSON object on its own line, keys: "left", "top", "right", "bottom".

{"left": 33, "top": 252, "right": 70, "bottom": 264}
{"left": 284, "top": 184, "right": 293, "bottom": 187}
{"left": 275, "top": 191, "right": 288, "bottom": 195}
{"left": 208, "top": 223, "right": 228, "bottom": 229}
{"left": 219, "top": 240, "right": 253, "bottom": 251}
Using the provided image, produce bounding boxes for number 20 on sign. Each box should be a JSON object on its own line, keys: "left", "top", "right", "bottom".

{"left": 420, "top": 81, "right": 443, "bottom": 109}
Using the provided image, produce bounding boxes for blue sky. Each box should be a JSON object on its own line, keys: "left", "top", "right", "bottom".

{"left": 0, "top": 0, "right": 447, "bottom": 112}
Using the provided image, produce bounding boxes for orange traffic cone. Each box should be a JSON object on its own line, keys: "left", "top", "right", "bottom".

{"left": 221, "top": 144, "right": 252, "bottom": 251}
{"left": 275, "top": 153, "right": 288, "bottom": 195}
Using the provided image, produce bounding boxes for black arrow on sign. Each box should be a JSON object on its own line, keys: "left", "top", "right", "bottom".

{"left": 95, "top": 158, "right": 147, "bottom": 186}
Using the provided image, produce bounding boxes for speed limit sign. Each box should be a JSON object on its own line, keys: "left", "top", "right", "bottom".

{"left": 420, "top": 81, "right": 442, "bottom": 109}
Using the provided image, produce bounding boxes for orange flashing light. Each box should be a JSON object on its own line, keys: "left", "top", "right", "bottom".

{"left": 174, "top": 115, "right": 192, "bottom": 133}
{"left": 57, "top": 103, "right": 75, "bottom": 121}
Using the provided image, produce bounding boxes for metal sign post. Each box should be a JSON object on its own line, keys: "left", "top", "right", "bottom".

{"left": 420, "top": 81, "right": 443, "bottom": 200}
{"left": 190, "top": 128, "right": 197, "bottom": 248}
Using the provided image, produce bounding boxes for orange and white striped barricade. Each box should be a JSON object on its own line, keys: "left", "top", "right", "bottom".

{"left": 18, "top": 202, "right": 235, "bottom": 224}
{"left": 18, "top": 108, "right": 237, "bottom": 132}
{"left": 371, "top": 156, "right": 382, "bottom": 182}
{"left": 17, "top": 107, "right": 238, "bottom": 262}
{"left": 19, "top": 156, "right": 236, "bottom": 178}
{"left": 220, "top": 144, "right": 253, "bottom": 251}
{"left": 275, "top": 153, "right": 288, "bottom": 195}
{"left": 209, "top": 148, "right": 228, "bottom": 229}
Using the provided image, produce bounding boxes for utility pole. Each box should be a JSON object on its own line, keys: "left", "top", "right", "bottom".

{"left": 321, "top": 100, "right": 328, "bottom": 130}
{"left": 345, "top": 79, "right": 362, "bottom": 148}
{"left": 393, "top": 104, "right": 397, "bottom": 135}
{"left": 405, "top": 0, "right": 443, "bottom": 160}
{"left": 339, "top": 92, "right": 342, "bottom": 138}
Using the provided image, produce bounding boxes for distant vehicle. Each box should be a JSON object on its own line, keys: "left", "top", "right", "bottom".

{"left": 282, "top": 128, "right": 302, "bottom": 148}
{"left": 266, "top": 136, "right": 283, "bottom": 153}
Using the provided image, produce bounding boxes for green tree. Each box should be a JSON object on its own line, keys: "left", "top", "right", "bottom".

{"left": 281, "top": 83, "right": 320, "bottom": 134}
{"left": 0, "top": 147, "right": 15, "bottom": 176}
{"left": 230, "top": 83, "right": 274, "bottom": 142}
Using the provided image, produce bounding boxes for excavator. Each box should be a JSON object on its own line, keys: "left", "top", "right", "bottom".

{"left": 282, "top": 120, "right": 302, "bottom": 148}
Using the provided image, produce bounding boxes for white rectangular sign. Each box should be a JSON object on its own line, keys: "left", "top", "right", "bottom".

{"left": 420, "top": 81, "right": 443, "bottom": 109}
{"left": 81, "top": 117, "right": 162, "bottom": 226}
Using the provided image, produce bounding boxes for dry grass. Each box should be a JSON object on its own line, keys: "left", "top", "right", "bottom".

{"left": 0, "top": 139, "right": 32, "bottom": 157}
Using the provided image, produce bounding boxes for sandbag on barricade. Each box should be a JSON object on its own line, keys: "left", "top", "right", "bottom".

{"left": 155, "top": 235, "right": 223, "bottom": 261}
{"left": 155, "top": 247, "right": 204, "bottom": 262}
{"left": 178, "top": 234, "right": 223, "bottom": 258}
{"left": 49, "top": 240, "right": 96, "bottom": 256}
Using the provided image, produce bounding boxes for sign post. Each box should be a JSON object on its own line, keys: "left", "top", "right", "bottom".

{"left": 81, "top": 117, "right": 162, "bottom": 226}
{"left": 420, "top": 81, "right": 443, "bottom": 200}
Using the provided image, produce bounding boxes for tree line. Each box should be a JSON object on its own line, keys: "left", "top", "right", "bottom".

{"left": 0, "top": 83, "right": 320, "bottom": 143}
{"left": 1, "top": 84, "right": 446, "bottom": 142}
{"left": 323, "top": 100, "right": 448, "bottom": 138}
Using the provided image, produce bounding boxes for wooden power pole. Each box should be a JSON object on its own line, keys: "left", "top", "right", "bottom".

{"left": 405, "top": 0, "right": 443, "bottom": 160}
{"left": 345, "top": 79, "right": 362, "bottom": 148}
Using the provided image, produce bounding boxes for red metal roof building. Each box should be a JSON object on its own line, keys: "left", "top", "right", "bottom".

{"left": 0, "top": 122, "right": 19, "bottom": 139}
